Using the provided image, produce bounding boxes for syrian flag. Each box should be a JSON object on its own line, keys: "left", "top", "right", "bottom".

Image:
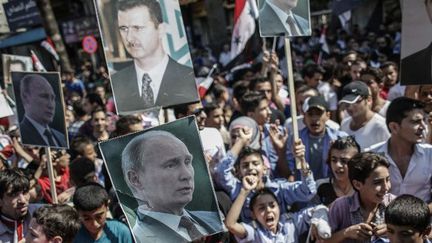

{"left": 197, "top": 64, "right": 217, "bottom": 98}
{"left": 319, "top": 27, "right": 329, "bottom": 54}
{"left": 223, "top": 0, "right": 261, "bottom": 71}
{"left": 30, "top": 50, "right": 47, "bottom": 72}
{"left": 41, "top": 38, "right": 59, "bottom": 62}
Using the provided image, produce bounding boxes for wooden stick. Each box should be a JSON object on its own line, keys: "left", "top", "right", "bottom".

{"left": 45, "top": 147, "right": 58, "bottom": 204}
{"left": 284, "top": 38, "right": 301, "bottom": 169}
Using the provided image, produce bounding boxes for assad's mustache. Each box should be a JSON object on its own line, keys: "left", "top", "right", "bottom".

{"left": 126, "top": 42, "right": 142, "bottom": 48}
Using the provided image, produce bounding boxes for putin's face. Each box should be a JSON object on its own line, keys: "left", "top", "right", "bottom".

{"left": 22, "top": 76, "right": 56, "bottom": 125}
{"left": 130, "top": 134, "right": 194, "bottom": 215}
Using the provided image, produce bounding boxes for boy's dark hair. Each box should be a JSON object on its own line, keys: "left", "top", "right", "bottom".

{"left": 70, "top": 136, "right": 93, "bottom": 161}
{"left": 91, "top": 106, "right": 106, "bottom": 118}
{"left": 115, "top": 115, "right": 142, "bottom": 136}
{"left": 240, "top": 91, "right": 266, "bottom": 114}
{"left": 295, "top": 84, "right": 319, "bottom": 96}
{"left": 73, "top": 183, "right": 109, "bottom": 211}
{"left": 33, "top": 204, "right": 81, "bottom": 243}
{"left": 360, "top": 67, "right": 384, "bottom": 84}
{"left": 203, "top": 102, "right": 221, "bottom": 116}
{"left": 348, "top": 152, "right": 389, "bottom": 185}
{"left": 249, "top": 77, "right": 270, "bottom": 91}
{"left": 386, "top": 97, "right": 425, "bottom": 132}
{"left": 385, "top": 194, "right": 431, "bottom": 233}
{"left": 249, "top": 188, "right": 278, "bottom": 210}
{"left": 232, "top": 80, "right": 250, "bottom": 101}
{"left": 327, "top": 136, "right": 361, "bottom": 166}
{"left": 70, "top": 157, "right": 96, "bottom": 187}
{"left": 85, "top": 93, "right": 104, "bottom": 110}
{"left": 381, "top": 61, "right": 398, "bottom": 71}
{"left": 302, "top": 64, "right": 324, "bottom": 79}
{"left": 235, "top": 147, "right": 263, "bottom": 169}
{"left": 0, "top": 168, "right": 29, "bottom": 198}
{"left": 72, "top": 101, "right": 87, "bottom": 118}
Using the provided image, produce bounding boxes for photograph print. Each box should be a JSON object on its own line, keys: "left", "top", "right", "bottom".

{"left": 11, "top": 71, "right": 68, "bottom": 149}
{"left": 258, "top": 0, "right": 311, "bottom": 37}
{"left": 94, "top": 0, "right": 199, "bottom": 115}
{"left": 99, "top": 116, "right": 225, "bottom": 243}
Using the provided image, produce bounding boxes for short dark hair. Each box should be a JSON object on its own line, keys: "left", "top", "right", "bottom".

{"left": 295, "top": 85, "right": 319, "bottom": 96}
{"left": 360, "top": 67, "right": 384, "bottom": 84}
{"left": 115, "top": 115, "right": 142, "bottom": 136}
{"left": 70, "top": 136, "right": 93, "bottom": 159}
{"left": 386, "top": 97, "right": 425, "bottom": 132}
{"left": 70, "top": 157, "right": 96, "bottom": 187}
{"left": 0, "top": 168, "right": 29, "bottom": 199}
{"left": 381, "top": 61, "right": 398, "bottom": 71}
{"left": 72, "top": 101, "right": 87, "bottom": 117}
{"left": 385, "top": 194, "right": 431, "bottom": 233}
{"left": 232, "top": 80, "right": 250, "bottom": 101}
{"left": 33, "top": 204, "right": 81, "bottom": 243}
{"left": 327, "top": 136, "right": 361, "bottom": 165}
{"left": 235, "top": 147, "right": 263, "bottom": 169}
{"left": 240, "top": 91, "right": 266, "bottom": 114}
{"left": 302, "top": 64, "right": 324, "bottom": 79}
{"left": 73, "top": 183, "right": 109, "bottom": 211}
{"left": 348, "top": 152, "right": 389, "bottom": 185}
{"left": 249, "top": 188, "right": 278, "bottom": 210}
{"left": 117, "top": 0, "right": 163, "bottom": 26}
{"left": 91, "top": 106, "right": 106, "bottom": 118}
{"left": 85, "top": 93, "right": 104, "bottom": 110}
{"left": 203, "top": 102, "right": 221, "bottom": 116}
{"left": 249, "top": 77, "right": 270, "bottom": 91}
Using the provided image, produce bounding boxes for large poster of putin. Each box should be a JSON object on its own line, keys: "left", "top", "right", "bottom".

{"left": 94, "top": 0, "right": 199, "bottom": 115}
{"left": 99, "top": 116, "right": 225, "bottom": 242}
{"left": 11, "top": 72, "right": 68, "bottom": 149}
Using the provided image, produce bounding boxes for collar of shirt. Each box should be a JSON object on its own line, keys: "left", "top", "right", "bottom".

{"left": 266, "top": 0, "right": 299, "bottom": 35}
{"left": 135, "top": 55, "right": 169, "bottom": 98}
{"left": 25, "top": 115, "right": 54, "bottom": 146}
{"left": 137, "top": 207, "right": 207, "bottom": 241}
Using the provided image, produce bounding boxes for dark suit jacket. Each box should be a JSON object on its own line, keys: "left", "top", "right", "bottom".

{"left": 259, "top": 1, "right": 310, "bottom": 37}
{"left": 401, "top": 42, "right": 432, "bottom": 85}
{"left": 132, "top": 210, "right": 224, "bottom": 243}
{"left": 111, "top": 57, "right": 199, "bottom": 114}
{"left": 19, "top": 117, "right": 67, "bottom": 148}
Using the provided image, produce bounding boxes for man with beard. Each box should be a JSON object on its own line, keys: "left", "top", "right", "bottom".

{"left": 122, "top": 130, "right": 223, "bottom": 242}
{"left": 0, "top": 169, "right": 41, "bottom": 242}
{"left": 369, "top": 97, "right": 432, "bottom": 210}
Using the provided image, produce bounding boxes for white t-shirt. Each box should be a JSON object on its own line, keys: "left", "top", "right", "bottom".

{"left": 377, "top": 100, "right": 391, "bottom": 118}
{"left": 341, "top": 113, "right": 390, "bottom": 151}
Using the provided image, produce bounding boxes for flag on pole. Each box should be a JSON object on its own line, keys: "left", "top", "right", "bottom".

{"left": 224, "top": 0, "right": 261, "bottom": 71}
{"left": 41, "top": 38, "right": 59, "bottom": 62}
{"left": 319, "top": 26, "right": 330, "bottom": 54}
{"left": 30, "top": 50, "right": 47, "bottom": 72}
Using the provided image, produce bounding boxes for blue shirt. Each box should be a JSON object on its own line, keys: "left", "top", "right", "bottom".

{"left": 73, "top": 220, "right": 133, "bottom": 243}
{"left": 286, "top": 126, "right": 348, "bottom": 180}
{"left": 214, "top": 152, "right": 316, "bottom": 223}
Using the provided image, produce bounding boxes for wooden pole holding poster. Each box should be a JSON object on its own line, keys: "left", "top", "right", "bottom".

{"left": 284, "top": 38, "right": 302, "bottom": 170}
{"left": 45, "top": 147, "right": 58, "bottom": 204}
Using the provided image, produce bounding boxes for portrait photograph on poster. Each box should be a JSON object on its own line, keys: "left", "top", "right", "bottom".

{"left": 94, "top": 0, "right": 199, "bottom": 115}
{"left": 258, "top": 0, "right": 311, "bottom": 37}
{"left": 2, "top": 54, "right": 33, "bottom": 90}
{"left": 99, "top": 116, "right": 225, "bottom": 243}
{"left": 400, "top": 0, "right": 432, "bottom": 85}
{"left": 11, "top": 71, "right": 69, "bottom": 149}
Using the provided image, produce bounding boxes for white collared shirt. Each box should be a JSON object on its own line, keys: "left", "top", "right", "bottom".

{"left": 266, "top": 0, "right": 301, "bottom": 35}
{"left": 135, "top": 55, "right": 169, "bottom": 98}
{"left": 24, "top": 115, "right": 58, "bottom": 147}
{"left": 369, "top": 140, "right": 432, "bottom": 202}
{"left": 137, "top": 206, "right": 207, "bottom": 242}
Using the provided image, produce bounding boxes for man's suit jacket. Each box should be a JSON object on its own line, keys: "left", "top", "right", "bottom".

{"left": 132, "top": 210, "right": 224, "bottom": 243}
{"left": 19, "top": 117, "right": 67, "bottom": 148}
{"left": 401, "top": 42, "right": 432, "bottom": 85}
{"left": 111, "top": 57, "right": 199, "bottom": 114}
{"left": 259, "top": 1, "right": 310, "bottom": 37}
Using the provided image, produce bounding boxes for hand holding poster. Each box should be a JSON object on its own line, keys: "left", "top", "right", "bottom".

{"left": 99, "top": 116, "right": 224, "bottom": 243}
{"left": 258, "top": 0, "right": 311, "bottom": 37}
{"left": 95, "top": 0, "right": 199, "bottom": 115}
{"left": 11, "top": 72, "right": 68, "bottom": 149}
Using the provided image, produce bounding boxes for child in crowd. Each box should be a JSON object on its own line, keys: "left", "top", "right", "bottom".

{"left": 70, "top": 136, "right": 104, "bottom": 185}
{"left": 325, "top": 152, "right": 394, "bottom": 243}
{"left": 385, "top": 194, "right": 431, "bottom": 243}
{"left": 226, "top": 175, "right": 328, "bottom": 243}
{"left": 73, "top": 183, "right": 132, "bottom": 243}
{"left": 25, "top": 204, "right": 81, "bottom": 243}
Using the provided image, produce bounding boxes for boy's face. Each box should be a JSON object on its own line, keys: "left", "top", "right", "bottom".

{"left": 387, "top": 224, "right": 428, "bottom": 243}
{"left": 239, "top": 154, "right": 265, "bottom": 181}
{"left": 251, "top": 193, "right": 280, "bottom": 234}
{"left": 329, "top": 148, "right": 357, "bottom": 181}
{"left": 83, "top": 144, "right": 97, "bottom": 162}
{"left": 25, "top": 218, "right": 58, "bottom": 243}
{"left": 393, "top": 109, "right": 427, "bottom": 144}
{"left": 0, "top": 190, "right": 30, "bottom": 220}
{"left": 352, "top": 166, "right": 391, "bottom": 205}
{"left": 78, "top": 204, "right": 108, "bottom": 239}
{"left": 250, "top": 99, "right": 271, "bottom": 126}
{"left": 206, "top": 108, "right": 224, "bottom": 129}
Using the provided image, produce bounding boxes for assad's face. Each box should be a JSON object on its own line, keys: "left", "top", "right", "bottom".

{"left": 22, "top": 77, "right": 56, "bottom": 125}
{"left": 134, "top": 136, "right": 195, "bottom": 214}
{"left": 118, "top": 6, "right": 163, "bottom": 62}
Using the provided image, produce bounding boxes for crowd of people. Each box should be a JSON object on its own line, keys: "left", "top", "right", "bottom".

{"left": 0, "top": 7, "right": 431, "bottom": 242}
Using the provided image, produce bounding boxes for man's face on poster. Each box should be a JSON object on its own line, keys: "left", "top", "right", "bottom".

{"left": 118, "top": 6, "right": 163, "bottom": 62}
{"left": 271, "top": 0, "right": 297, "bottom": 11}
{"left": 135, "top": 135, "right": 195, "bottom": 214}
{"left": 22, "top": 76, "right": 56, "bottom": 125}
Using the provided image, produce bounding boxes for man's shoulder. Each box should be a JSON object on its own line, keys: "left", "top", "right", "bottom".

{"left": 188, "top": 210, "right": 224, "bottom": 232}
{"left": 105, "top": 220, "right": 132, "bottom": 237}
{"left": 111, "top": 64, "right": 135, "bottom": 82}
